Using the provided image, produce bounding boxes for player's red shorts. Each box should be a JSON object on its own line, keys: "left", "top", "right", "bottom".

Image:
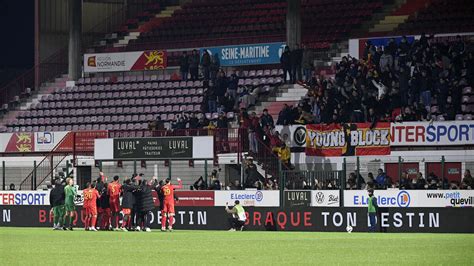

{"left": 87, "top": 206, "right": 98, "bottom": 216}
{"left": 162, "top": 201, "right": 175, "bottom": 214}
{"left": 122, "top": 208, "right": 131, "bottom": 215}
{"left": 99, "top": 207, "right": 111, "bottom": 216}
{"left": 109, "top": 198, "right": 121, "bottom": 213}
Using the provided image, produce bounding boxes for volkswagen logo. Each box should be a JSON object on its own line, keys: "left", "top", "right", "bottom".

{"left": 294, "top": 126, "right": 307, "bottom": 146}
{"left": 315, "top": 192, "right": 325, "bottom": 204}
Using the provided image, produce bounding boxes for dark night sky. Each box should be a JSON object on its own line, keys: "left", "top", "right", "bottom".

{"left": 0, "top": 0, "right": 35, "bottom": 69}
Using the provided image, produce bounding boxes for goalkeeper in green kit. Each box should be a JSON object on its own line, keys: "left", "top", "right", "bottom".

{"left": 63, "top": 177, "right": 77, "bottom": 230}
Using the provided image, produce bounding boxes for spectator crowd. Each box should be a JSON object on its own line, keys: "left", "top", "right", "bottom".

{"left": 277, "top": 35, "right": 474, "bottom": 126}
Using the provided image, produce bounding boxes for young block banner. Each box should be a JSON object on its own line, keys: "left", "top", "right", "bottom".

{"left": 305, "top": 123, "right": 391, "bottom": 156}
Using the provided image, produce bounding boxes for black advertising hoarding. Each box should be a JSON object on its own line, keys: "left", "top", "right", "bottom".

{"left": 113, "top": 137, "right": 193, "bottom": 159}
{"left": 284, "top": 191, "right": 311, "bottom": 207}
{"left": 1, "top": 206, "right": 473, "bottom": 233}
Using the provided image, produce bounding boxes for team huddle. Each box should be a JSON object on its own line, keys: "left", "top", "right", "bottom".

{"left": 49, "top": 172, "right": 182, "bottom": 232}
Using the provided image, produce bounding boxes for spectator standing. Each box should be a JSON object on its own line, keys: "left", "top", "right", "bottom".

{"left": 210, "top": 53, "right": 220, "bottom": 82}
{"left": 179, "top": 51, "right": 189, "bottom": 81}
{"left": 260, "top": 109, "right": 274, "bottom": 128}
{"left": 207, "top": 85, "right": 217, "bottom": 113}
{"left": 201, "top": 50, "right": 211, "bottom": 80}
{"left": 290, "top": 44, "right": 303, "bottom": 83}
{"left": 280, "top": 46, "right": 291, "bottom": 83}
{"left": 248, "top": 112, "right": 260, "bottom": 154}
{"left": 189, "top": 49, "right": 200, "bottom": 80}
{"left": 302, "top": 45, "right": 314, "bottom": 83}
{"left": 227, "top": 73, "right": 239, "bottom": 100}
{"left": 419, "top": 69, "right": 432, "bottom": 112}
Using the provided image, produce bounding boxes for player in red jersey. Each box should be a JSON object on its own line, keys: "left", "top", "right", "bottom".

{"left": 160, "top": 177, "right": 182, "bottom": 231}
{"left": 83, "top": 182, "right": 92, "bottom": 230}
{"left": 108, "top": 175, "right": 122, "bottom": 230}
{"left": 83, "top": 182, "right": 100, "bottom": 231}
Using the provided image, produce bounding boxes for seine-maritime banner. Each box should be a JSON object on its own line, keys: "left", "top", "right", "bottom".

{"left": 84, "top": 50, "right": 167, "bottom": 73}
{"left": 201, "top": 42, "right": 286, "bottom": 66}
{"left": 305, "top": 123, "right": 391, "bottom": 156}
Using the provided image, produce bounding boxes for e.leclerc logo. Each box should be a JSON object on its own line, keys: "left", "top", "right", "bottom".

{"left": 397, "top": 191, "right": 410, "bottom": 207}
{"left": 230, "top": 191, "right": 264, "bottom": 202}
{"left": 255, "top": 191, "right": 263, "bottom": 202}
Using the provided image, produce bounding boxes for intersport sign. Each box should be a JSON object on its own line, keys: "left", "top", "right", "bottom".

{"left": 390, "top": 121, "right": 474, "bottom": 146}
{"left": 344, "top": 190, "right": 474, "bottom": 208}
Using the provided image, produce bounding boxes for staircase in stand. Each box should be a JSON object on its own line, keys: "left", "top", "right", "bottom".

{"left": 250, "top": 83, "right": 308, "bottom": 122}
{"left": 0, "top": 75, "right": 69, "bottom": 129}
{"left": 109, "top": 5, "right": 182, "bottom": 49}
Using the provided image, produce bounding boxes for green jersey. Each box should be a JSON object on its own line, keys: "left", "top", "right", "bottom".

{"left": 368, "top": 195, "right": 377, "bottom": 213}
{"left": 64, "top": 185, "right": 77, "bottom": 206}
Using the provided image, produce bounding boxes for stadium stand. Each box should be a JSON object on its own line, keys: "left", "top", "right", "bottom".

{"left": 96, "top": 0, "right": 385, "bottom": 51}
{"left": 1, "top": 67, "right": 284, "bottom": 132}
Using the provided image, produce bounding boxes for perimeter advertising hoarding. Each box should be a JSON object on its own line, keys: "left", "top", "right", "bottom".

{"left": 344, "top": 190, "right": 474, "bottom": 208}
{"left": 1, "top": 206, "right": 472, "bottom": 233}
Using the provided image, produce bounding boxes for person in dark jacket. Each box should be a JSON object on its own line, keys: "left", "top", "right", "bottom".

{"left": 189, "top": 49, "right": 200, "bottom": 80}
{"left": 95, "top": 174, "right": 109, "bottom": 230}
{"left": 130, "top": 175, "right": 141, "bottom": 229}
{"left": 290, "top": 44, "right": 303, "bottom": 83}
{"left": 210, "top": 53, "right": 220, "bottom": 81}
{"left": 121, "top": 178, "right": 137, "bottom": 231}
{"left": 136, "top": 179, "right": 154, "bottom": 232}
{"left": 179, "top": 51, "right": 189, "bottom": 81}
{"left": 280, "top": 46, "right": 291, "bottom": 83}
{"left": 201, "top": 50, "right": 211, "bottom": 80}
{"left": 154, "top": 179, "right": 165, "bottom": 209}
{"left": 260, "top": 109, "right": 274, "bottom": 128}
{"left": 99, "top": 182, "right": 111, "bottom": 230}
{"left": 50, "top": 179, "right": 65, "bottom": 230}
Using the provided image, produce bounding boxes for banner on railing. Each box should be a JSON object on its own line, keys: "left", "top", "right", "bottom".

{"left": 305, "top": 123, "right": 391, "bottom": 156}
{"left": 276, "top": 121, "right": 474, "bottom": 151}
{"left": 83, "top": 50, "right": 167, "bottom": 73}
{"left": 0, "top": 131, "right": 108, "bottom": 154}
{"left": 201, "top": 42, "right": 286, "bottom": 66}
{"left": 94, "top": 136, "right": 214, "bottom": 160}
{"left": 344, "top": 190, "right": 474, "bottom": 208}
{"left": 390, "top": 121, "right": 474, "bottom": 146}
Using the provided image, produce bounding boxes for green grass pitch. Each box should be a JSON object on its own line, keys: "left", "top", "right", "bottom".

{"left": 0, "top": 227, "right": 473, "bottom": 265}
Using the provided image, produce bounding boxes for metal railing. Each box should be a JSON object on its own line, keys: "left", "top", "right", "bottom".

{"left": 18, "top": 133, "right": 72, "bottom": 190}
{"left": 282, "top": 170, "right": 344, "bottom": 190}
